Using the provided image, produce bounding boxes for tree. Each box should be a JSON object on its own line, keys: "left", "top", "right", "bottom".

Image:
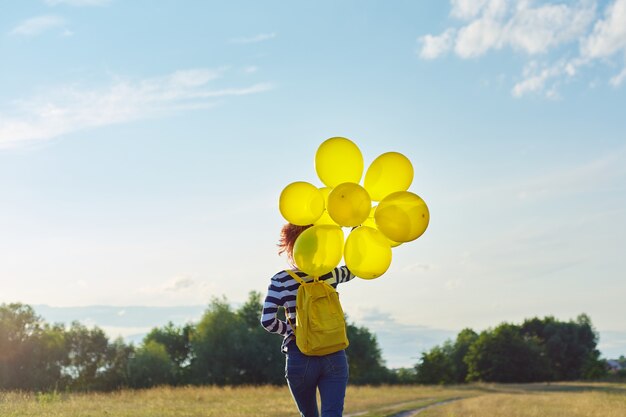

{"left": 28, "top": 323, "right": 68, "bottom": 390}
{"left": 0, "top": 303, "right": 66, "bottom": 391}
{"left": 391, "top": 367, "right": 417, "bottom": 384}
{"left": 520, "top": 314, "right": 605, "bottom": 380}
{"left": 346, "top": 321, "right": 390, "bottom": 384}
{"left": 128, "top": 340, "right": 176, "bottom": 388}
{"left": 451, "top": 328, "right": 478, "bottom": 383}
{"left": 98, "top": 337, "right": 134, "bottom": 390}
{"left": 465, "top": 323, "right": 551, "bottom": 383}
{"left": 237, "top": 291, "right": 285, "bottom": 384}
{"left": 1, "top": 300, "right": 404, "bottom": 389}
{"left": 144, "top": 322, "right": 193, "bottom": 383}
{"left": 414, "top": 329, "right": 477, "bottom": 385}
{"left": 415, "top": 342, "right": 455, "bottom": 384}
{"left": 191, "top": 297, "right": 246, "bottom": 385}
{"left": 64, "top": 322, "right": 113, "bottom": 390}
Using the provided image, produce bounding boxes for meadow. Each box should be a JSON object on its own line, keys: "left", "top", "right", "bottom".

{"left": 1, "top": 382, "right": 625, "bottom": 417}
{"left": 420, "top": 382, "right": 626, "bottom": 417}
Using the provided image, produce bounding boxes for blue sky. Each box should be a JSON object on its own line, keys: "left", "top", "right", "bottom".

{"left": 1, "top": 0, "right": 625, "bottom": 367}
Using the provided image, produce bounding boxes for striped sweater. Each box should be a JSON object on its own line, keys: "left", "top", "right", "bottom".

{"left": 260, "top": 266, "right": 355, "bottom": 352}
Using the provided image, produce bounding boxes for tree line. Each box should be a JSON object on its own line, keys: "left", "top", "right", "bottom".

{"left": 1, "top": 297, "right": 610, "bottom": 391}
{"left": 0, "top": 292, "right": 391, "bottom": 392}
{"left": 413, "top": 314, "right": 607, "bottom": 384}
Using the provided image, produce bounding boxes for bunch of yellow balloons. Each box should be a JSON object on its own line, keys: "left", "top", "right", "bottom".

{"left": 279, "top": 137, "right": 429, "bottom": 279}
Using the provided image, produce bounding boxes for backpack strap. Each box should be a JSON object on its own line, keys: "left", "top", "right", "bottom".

{"left": 285, "top": 269, "right": 307, "bottom": 284}
{"left": 283, "top": 270, "right": 305, "bottom": 332}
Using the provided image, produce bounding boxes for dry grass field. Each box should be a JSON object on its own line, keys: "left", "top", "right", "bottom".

{"left": 421, "top": 382, "right": 626, "bottom": 417}
{"left": 0, "top": 382, "right": 624, "bottom": 417}
{"left": 0, "top": 385, "right": 476, "bottom": 417}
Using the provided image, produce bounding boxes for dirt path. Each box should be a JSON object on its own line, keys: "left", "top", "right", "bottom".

{"left": 388, "top": 398, "right": 461, "bottom": 417}
{"left": 345, "top": 397, "right": 463, "bottom": 417}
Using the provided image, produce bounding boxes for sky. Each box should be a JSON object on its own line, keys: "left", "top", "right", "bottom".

{"left": 1, "top": 0, "right": 625, "bottom": 367}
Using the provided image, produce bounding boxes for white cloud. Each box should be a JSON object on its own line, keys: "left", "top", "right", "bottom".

{"left": 505, "top": 1, "right": 596, "bottom": 54}
{"left": 0, "top": 68, "right": 273, "bottom": 149}
{"left": 419, "top": 29, "right": 456, "bottom": 59}
{"left": 419, "top": 0, "right": 626, "bottom": 97}
{"left": 230, "top": 32, "right": 276, "bottom": 44}
{"left": 448, "top": 0, "right": 596, "bottom": 58}
{"left": 511, "top": 56, "right": 590, "bottom": 97}
{"left": 44, "top": 0, "right": 110, "bottom": 6}
{"left": 610, "top": 66, "right": 626, "bottom": 86}
{"left": 454, "top": 17, "right": 504, "bottom": 57}
{"left": 451, "top": 0, "right": 499, "bottom": 20}
{"left": 164, "top": 276, "right": 196, "bottom": 292}
{"left": 137, "top": 275, "right": 220, "bottom": 305}
{"left": 581, "top": 0, "right": 626, "bottom": 58}
{"left": 512, "top": 60, "right": 565, "bottom": 97}
{"left": 9, "top": 15, "right": 65, "bottom": 36}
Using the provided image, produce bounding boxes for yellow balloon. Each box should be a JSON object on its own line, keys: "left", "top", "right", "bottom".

{"left": 294, "top": 225, "right": 344, "bottom": 276}
{"left": 279, "top": 182, "right": 324, "bottom": 226}
{"left": 327, "top": 182, "right": 372, "bottom": 227}
{"left": 364, "top": 152, "right": 414, "bottom": 201}
{"left": 315, "top": 137, "right": 364, "bottom": 187}
{"left": 361, "top": 206, "right": 377, "bottom": 228}
{"left": 363, "top": 206, "right": 401, "bottom": 247}
{"left": 375, "top": 191, "right": 429, "bottom": 242}
{"left": 345, "top": 226, "right": 392, "bottom": 279}
{"left": 314, "top": 187, "right": 339, "bottom": 226}
{"left": 388, "top": 238, "right": 402, "bottom": 248}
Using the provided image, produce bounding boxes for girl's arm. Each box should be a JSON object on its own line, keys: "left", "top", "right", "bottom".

{"left": 335, "top": 265, "right": 356, "bottom": 284}
{"left": 260, "top": 278, "right": 289, "bottom": 336}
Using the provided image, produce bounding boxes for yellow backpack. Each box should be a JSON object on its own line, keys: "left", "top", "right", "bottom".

{"left": 285, "top": 270, "right": 349, "bottom": 356}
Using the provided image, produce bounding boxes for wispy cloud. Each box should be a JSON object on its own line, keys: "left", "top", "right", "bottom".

{"left": 163, "top": 276, "right": 196, "bottom": 292}
{"left": 44, "top": 0, "right": 111, "bottom": 6}
{"left": 435, "top": 147, "right": 626, "bottom": 289}
{"left": 230, "top": 32, "right": 276, "bottom": 44}
{"left": 402, "top": 263, "right": 434, "bottom": 274}
{"left": 510, "top": 59, "right": 577, "bottom": 98}
{"left": 138, "top": 275, "right": 219, "bottom": 305}
{"left": 9, "top": 15, "right": 66, "bottom": 36}
{"left": 449, "top": 145, "right": 626, "bottom": 205}
{"left": 419, "top": 0, "right": 595, "bottom": 58}
{"left": 515, "top": 148, "right": 626, "bottom": 201}
{"left": 419, "top": 29, "right": 456, "bottom": 59}
{"left": 418, "top": 0, "right": 626, "bottom": 98}
{"left": 581, "top": 0, "right": 626, "bottom": 58}
{"left": 610, "top": 66, "right": 626, "bottom": 86}
{"left": 0, "top": 68, "right": 273, "bottom": 149}
{"left": 351, "top": 306, "right": 457, "bottom": 367}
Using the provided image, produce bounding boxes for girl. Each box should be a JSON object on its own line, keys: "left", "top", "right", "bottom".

{"left": 260, "top": 223, "right": 356, "bottom": 417}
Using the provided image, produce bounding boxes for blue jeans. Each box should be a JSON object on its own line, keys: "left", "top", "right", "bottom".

{"left": 285, "top": 341, "right": 349, "bottom": 417}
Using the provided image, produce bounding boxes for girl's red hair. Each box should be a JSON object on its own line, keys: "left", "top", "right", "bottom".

{"left": 278, "top": 223, "right": 312, "bottom": 266}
